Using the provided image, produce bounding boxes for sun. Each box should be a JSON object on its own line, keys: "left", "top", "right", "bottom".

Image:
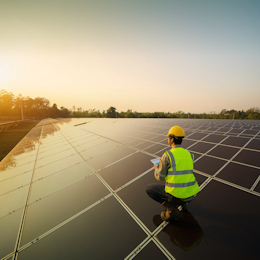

{"left": 0, "top": 63, "right": 10, "bottom": 84}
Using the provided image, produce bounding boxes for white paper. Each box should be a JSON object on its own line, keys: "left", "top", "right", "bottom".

{"left": 150, "top": 158, "right": 160, "bottom": 166}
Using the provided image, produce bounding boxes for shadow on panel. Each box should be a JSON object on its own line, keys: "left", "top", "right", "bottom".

{"left": 156, "top": 180, "right": 260, "bottom": 260}
{"left": 154, "top": 212, "right": 204, "bottom": 252}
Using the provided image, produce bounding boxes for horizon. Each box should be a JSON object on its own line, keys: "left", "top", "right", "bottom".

{"left": 1, "top": 89, "right": 258, "bottom": 115}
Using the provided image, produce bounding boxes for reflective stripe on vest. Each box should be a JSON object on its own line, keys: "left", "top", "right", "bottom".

{"left": 166, "top": 180, "right": 198, "bottom": 188}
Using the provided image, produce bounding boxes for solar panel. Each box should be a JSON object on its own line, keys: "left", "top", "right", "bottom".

{"left": 194, "top": 156, "right": 226, "bottom": 175}
{"left": 189, "top": 142, "right": 216, "bottom": 154}
{"left": 216, "top": 162, "right": 260, "bottom": 189}
{"left": 246, "top": 139, "right": 260, "bottom": 150}
{"left": 21, "top": 174, "right": 110, "bottom": 247}
{"left": 99, "top": 152, "right": 153, "bottom": 190}
{"left": 18, "top": 196, "right": 147, "bottom": 259}
{"left": 0, "top": 118, "right": 260, "bottom": 259}
{"left": 207, "top": 145, "right": 240, "bottom": 160}
{"left": 233, "top": 150, "right": 260, "bottom": 167}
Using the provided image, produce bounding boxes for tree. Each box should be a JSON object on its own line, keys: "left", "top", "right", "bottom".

{"left": 125, "top": 109, "right": 135, "bottom": 118}
{"left": 175, "top": 110, "right": 185, "bottom": 118}
{"left": 12, "top": 94, "right": 25, "bottom": 117}
{"left": 32, "top": 97, "right": 50, "bottom": 117}
{"left": 246, "top": 107, "right": 260, "bottom": 119}
{"left": 22, "top": 97, "right": 35, "bottom": 117}
{"left": 34, "top": 97, "right": 50, "bottom": 110}
{"left": 60, "top": 107, "right": 71, "bottom": 117}
{"left": 50, "top": 103, "right": 60, "bottom": 118}
{"left": 0, "top": 89, "right": 14, "bottom": 116}
{"left": 106, "top": 106, "right": 117, "bottom": 118}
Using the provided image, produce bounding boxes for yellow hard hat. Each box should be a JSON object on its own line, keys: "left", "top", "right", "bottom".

{"left": 166, "top": 126, "right": 186, "bottom": 137}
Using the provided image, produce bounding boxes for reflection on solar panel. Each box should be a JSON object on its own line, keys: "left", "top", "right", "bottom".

{"left": 1, "top": 118, "right": 260, "bottom": 259}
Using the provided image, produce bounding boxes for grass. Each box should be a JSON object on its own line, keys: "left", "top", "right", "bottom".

{"left": 0, "top": 120, "right": 41, "bottom": 161}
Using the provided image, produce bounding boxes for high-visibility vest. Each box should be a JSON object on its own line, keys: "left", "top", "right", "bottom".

{"left": 165, "top": 147, "right": 199, "bottom": 199}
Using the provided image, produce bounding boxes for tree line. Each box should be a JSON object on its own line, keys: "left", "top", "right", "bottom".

{"left": 0, "top": 90, "right": 70, "bottom": 118}
{"left": 1, "top": 89, "right": 259, "bottom": 119}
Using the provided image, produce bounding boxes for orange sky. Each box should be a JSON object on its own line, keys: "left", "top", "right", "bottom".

{"left": 0, "top": 0, "right": 259, "bottom": 113}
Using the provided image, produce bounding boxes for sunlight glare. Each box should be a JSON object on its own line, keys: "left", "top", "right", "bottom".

{"left": 0, "top": 63, "right": 10, "bottom": 84}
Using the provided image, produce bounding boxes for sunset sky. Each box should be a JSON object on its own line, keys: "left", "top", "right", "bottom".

{"left": 0, "top": 0, "right": 259, "bottom": 113}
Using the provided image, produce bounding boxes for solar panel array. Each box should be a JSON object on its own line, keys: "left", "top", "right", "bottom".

{"left": 1, "top": 118, "right": 260, "bottom": 259}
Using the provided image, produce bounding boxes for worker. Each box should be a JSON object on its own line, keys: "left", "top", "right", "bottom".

{"left": 146, "top": 126, "right": 200, "bottom": 222}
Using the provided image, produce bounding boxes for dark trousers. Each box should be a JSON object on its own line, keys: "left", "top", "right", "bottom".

{"left": 146, "top": 183, "right": 188, "bottom": 208}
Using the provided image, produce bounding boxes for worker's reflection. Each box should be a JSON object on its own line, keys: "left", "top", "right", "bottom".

{"left": 153, "top": 212, "right": 204, "bottom": 251}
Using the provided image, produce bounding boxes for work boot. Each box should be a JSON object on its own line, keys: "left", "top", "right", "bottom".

{"left": 161, "top": 202, "right": 183, "bottom": 222}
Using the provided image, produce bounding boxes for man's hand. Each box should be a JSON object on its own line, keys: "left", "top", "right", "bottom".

{"left": 154, "top": 164, "right": 159, "bottom": 170}
{"left": 154, "top": 159, "right": 161, "bottom": 170}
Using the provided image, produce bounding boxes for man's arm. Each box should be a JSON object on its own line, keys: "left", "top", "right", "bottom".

{"left": 154, "top": 152, "right": 170, "bottom": 181}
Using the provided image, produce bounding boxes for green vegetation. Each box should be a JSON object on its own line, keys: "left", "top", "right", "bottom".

{"left": 70, "top": 107, "right": 260, "bottom": 120}
{"left": 0, "top": 120, "right": 40, "bottom": 161}
{"left": 1, "top": 89, "right": 260, "bottom": 119}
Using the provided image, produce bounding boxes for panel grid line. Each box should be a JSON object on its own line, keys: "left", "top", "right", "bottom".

{"left": 13, "top": 120, "right": 45, "bottom": 260}
{"left": 28, "top": 172, "right": 95, "bottom": 206}
{"left": 124, "top": 237, "right": 152, "bottom": 260}
{"left": 152, "top": 237, "right": 176, "bottom": 260}
{"left": 96, "top": 151, "right": 139, "bottom": 172}
{"left": 1, "top": 253, "right": 14, "bottom": 260}
{"left": 251, "top": 175, "right": 260, "bottom": 191}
